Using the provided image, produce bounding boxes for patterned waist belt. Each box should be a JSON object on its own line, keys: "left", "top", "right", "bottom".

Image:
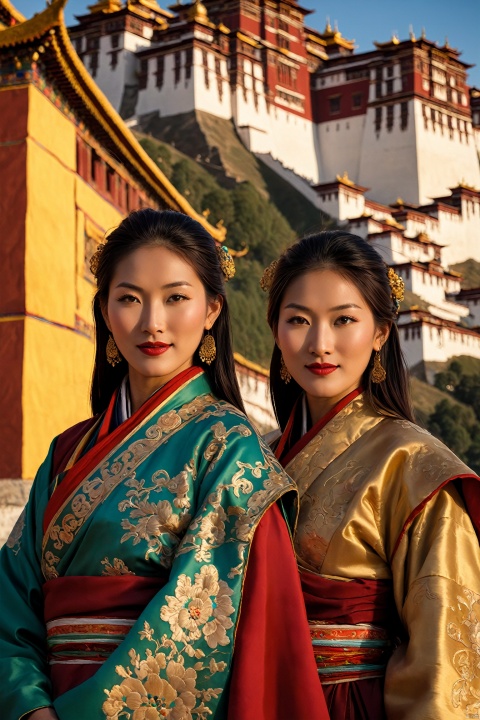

{"left": 309, "top": 622, "right": 391, "bottom": 685}
{"left": 46, "top": 616, "right": 135, "bottom": 666}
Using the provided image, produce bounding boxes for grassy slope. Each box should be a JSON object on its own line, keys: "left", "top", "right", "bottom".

{"left": 451, "top": 259, "right": 480, "bottom": 288}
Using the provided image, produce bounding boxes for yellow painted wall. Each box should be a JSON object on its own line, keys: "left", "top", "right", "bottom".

{"left": 22, "top": 86, "right": 125, "bottom": 477}
{"left": 22, "top": 317, "right": 93, "bottom": 479}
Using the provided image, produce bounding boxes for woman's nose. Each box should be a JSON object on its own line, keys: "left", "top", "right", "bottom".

{"left": 140, "top": 302, "right": 165, "bottom": 335}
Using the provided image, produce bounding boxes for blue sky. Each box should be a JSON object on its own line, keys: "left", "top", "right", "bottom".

{"left": 15, "top": 0, "right": 480, "bottom": 86}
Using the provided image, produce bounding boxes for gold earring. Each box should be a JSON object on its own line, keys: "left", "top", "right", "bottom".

{"left": 198, "top": 332, "right": 216, "bottom": 365}
{"left": 280, "top": 355, "right": 292, "bottom": 384}
{"left": 106, "top": 335, "right": 122, "bottom": 366}
{"left": 371, "top": 350, "right": 386, "bottom": 383}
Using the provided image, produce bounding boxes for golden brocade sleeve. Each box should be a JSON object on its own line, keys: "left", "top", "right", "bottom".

{"left": 386, "top": 483, "right": 480, "bottom": 719}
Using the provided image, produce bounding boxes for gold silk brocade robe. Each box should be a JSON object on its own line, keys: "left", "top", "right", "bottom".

{"left": 284, "top": 395, "right": 480, "bottom": 720}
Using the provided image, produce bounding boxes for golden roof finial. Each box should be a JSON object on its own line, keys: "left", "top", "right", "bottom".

{"left": 324, "top": 16, "right": 332, "bottom": 33}
{"left": 336, "top": 170, "right": 355, "bottom": 186}
{"left": 409, "top": 25, "right": 416, "bottom": 41}
{"left": 88, "top": 0, "right": 122, "bottom": 13}
{"left": 188, "top": 0, "right": 208, "bottom": 22}
{"left": 421, "top": 27, "right": 426, "bottom": 39}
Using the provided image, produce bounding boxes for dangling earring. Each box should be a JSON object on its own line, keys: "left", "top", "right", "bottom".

{"left": 198, "top": 332, "right": 216, "bottom": 365}
{"left": 371, "top": 350, "right": 386, "bottom": 383}
{"left": 280, "top": 355, "right": 291, "bottom": 384}
{"left": 106, "top": 335, "right": 122, "bottom": 366}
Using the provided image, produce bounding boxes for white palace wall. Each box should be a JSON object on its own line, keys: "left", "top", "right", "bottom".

{"left": 416, "top": 105, "right": 480, "bottom": 206}
{"left": 400, "top": 321, "right": 480, "bottom": 366}
{"left": 315, "top": 114, "right": 365, "bottom": 185}
{"left": 358, "top": 99, "right": 420, "bottom": 206}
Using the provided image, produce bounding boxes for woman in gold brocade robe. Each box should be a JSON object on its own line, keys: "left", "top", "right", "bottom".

{"left": 261, "top": 230, "right": 480, "bottom": 720}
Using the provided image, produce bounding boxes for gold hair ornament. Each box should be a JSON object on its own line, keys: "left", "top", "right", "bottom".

{"left": 217, "top": 245, "right": 235, "bottom": 281}
{"left": 260, "top": 259, "right": 279, "bottom": 292}
{"left": 387, "top": 267, "right": 404, "bottom": 313}
{"left": 90, "top": 243, "right": 105, "bottom": 277}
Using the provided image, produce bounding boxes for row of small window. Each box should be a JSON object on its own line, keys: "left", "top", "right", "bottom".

{"left": 328, "top": 92, "right": 364, "bottom": 114}
{"left": 374, "top": 103, "right": 409, "bottom": 131}
{"left": 422, "top": 105, "right": 470, "bottom": 132}
{"left": 76, "top": 139, "right": 149, "bottom": 214}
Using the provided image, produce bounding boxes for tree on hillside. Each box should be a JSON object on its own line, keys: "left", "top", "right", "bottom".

{"left": 428, "top": 400, "right": 476, "bottom": 459}
{"left": 454, "top": 374, "right": 480, "bottom": 421}
{"left": 433, "top": 360, "right": 462, "bottom": 392}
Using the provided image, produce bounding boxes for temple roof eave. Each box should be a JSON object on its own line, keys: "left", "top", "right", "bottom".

{"left": 0, "top": 0, "right": 25, "bottom": 26}
{"left": 0, "top": 0, "right": 225, "bottom": 242}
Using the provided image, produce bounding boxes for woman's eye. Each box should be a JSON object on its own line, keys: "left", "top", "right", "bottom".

{"left": 168, "top": 294, "right": 188, "bottom": 303}
{"left": 287, "top": 315, "right": 308, "bottom": 325}
{"left": 335, "top": 315, "right": 356, "bottom": 325}
{"left": 118, "top": 294, "right": 139, "bottom": 303}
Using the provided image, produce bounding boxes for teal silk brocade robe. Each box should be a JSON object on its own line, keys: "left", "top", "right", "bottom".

{"left": 0, "top": 370, "right": 302, "bottom": 720}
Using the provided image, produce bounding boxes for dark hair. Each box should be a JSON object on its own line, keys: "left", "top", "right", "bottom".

{"left": 266, "top": 230, "right": 414, "bottom": 429}
{"left": 91, "top": 208, "right": 245, "bottom": 415}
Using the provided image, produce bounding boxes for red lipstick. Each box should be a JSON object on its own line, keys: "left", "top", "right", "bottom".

{"left": 137, "top": 342, "right": 171, "bottom": 356}
{"left": 305, "top": 363, "right": 338, "bottom": 376}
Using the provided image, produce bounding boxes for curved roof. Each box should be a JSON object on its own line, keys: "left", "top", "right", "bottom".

{"left": 0, "top": 0, "right": 226, "bottom": 242}
{"left": 0, "top": 0, "right": 25, "bottom": 27}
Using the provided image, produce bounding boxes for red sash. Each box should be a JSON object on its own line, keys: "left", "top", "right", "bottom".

{"left": 43, "top": 574, "right": 168, "bottom": 697}
{"left": 43, "top": 366, "right": 203, "bottom": 533}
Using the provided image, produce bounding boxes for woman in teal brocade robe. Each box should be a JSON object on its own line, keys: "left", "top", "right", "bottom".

{"left": 0, "top": 211, "right": 328, "bottom": 720}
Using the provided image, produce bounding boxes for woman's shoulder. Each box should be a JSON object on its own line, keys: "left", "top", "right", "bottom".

{"left": 378, "top": 415, "right": 477, "bottom": 486}
{"left": 52, "top": 416, "right": 99, "bottom": 477}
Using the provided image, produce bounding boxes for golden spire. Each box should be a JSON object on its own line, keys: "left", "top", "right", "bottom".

{"left": 88, "top": 0, "right": 122, "bottom": 13}
{"left": 188, "top": 0, "right": 209, "bottom": 22}
{"left": 127, "top": 0, "right": 164, "bottom": 12}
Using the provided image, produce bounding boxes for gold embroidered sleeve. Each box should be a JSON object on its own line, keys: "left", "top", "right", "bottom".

{"left": 386, "top": 484, "right": 480, "bottom": 719}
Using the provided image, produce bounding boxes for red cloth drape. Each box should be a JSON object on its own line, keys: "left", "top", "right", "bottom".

{"left": 228, "top": 505, "right": 329, "bottom": 720}
{"left": 300, "top": 571, "right": 398, "bottom": 720}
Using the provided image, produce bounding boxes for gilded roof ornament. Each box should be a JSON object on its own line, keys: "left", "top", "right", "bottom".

{"left": 88, "top": 0, "right": 122, "bottom": 13}
{"left": 187, "top": 0, "right": 208, "bottom": 22}
{"left": 336, "top": 170, "right": 355, "bottom": 187}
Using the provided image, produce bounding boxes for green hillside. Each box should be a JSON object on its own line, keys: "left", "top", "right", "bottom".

{"left": 451, "top": 258, "right": 480, "bottom": 288}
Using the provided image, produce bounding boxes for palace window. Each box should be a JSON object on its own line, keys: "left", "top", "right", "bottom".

{"left": 138, "top": 58, "right": 148, "bottom": 89}
{"left": 203, "top": 50, "right": 209, "bottom": 88}
{"left": 87, "top": 37, "right": 100, "bottom": 51}
{"left": 185, "top": 48, "right": 193, "bottom": 81}
{"left": 174, "top": 51, "right": 181, "bottom": 85}
{"left": 400, "top": 101, "right": 408, "bottom": 130}
{"left": 375, "top": 106, "right": 382, "bottom": 132}
{"left": 155, "top": 56, "right": 164, "bottom": 88}
{"left": 352, "top": 92, "right": 363, "bottom": 109}
{"left": 111, "top": 34, "right": 119, "bottom": 49}
{"left": 329, "top": 95, "right": 341, "bottom": 115}
{"left": 89, "top": 52, "right": 99, "bottom": 78}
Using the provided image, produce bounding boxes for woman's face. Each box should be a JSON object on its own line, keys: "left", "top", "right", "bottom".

{"left": 103, "top": 245, "right": 221, "bottom": 406}
{"left": 276, "top": 268, "right": 388, "bottom": 422}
